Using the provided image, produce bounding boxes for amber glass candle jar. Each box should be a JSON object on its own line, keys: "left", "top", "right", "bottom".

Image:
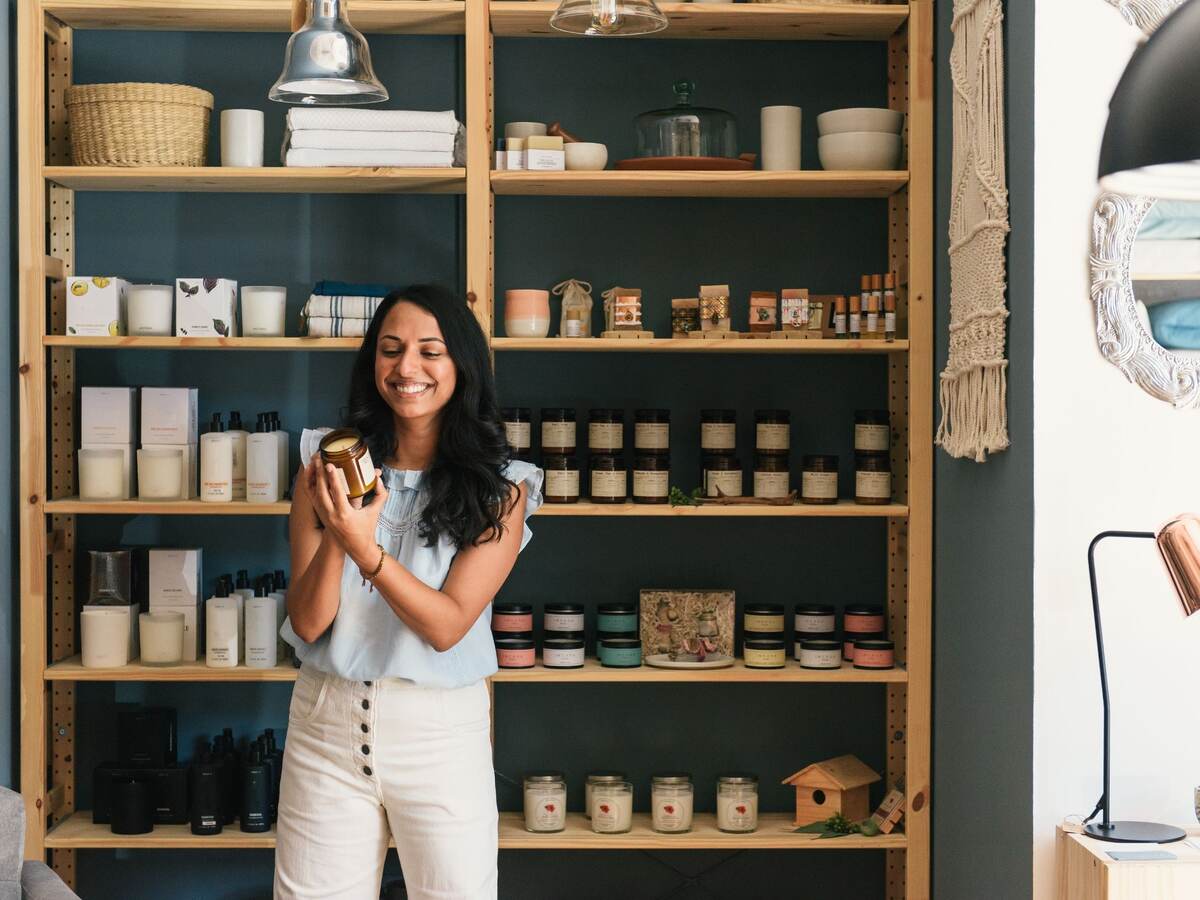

{"left": 541, "top": 408, "right": 576, "bottom": 455}
{"left": 700, "top": 409, "right": 736, "bottom": 453}
{"left": 702, "top": 454, "right": 742, "bottom": 498}
{"left": 634, "top": 409, "right": 670, "bottom": 455}
{"left": 800, "top": 455, "right": 838, "bottom": 505}
{"left": 753, "top": 453, "right": 790, "bottom": 499}
{"left": 855, "top": 453, "right": 892, "bottom": 505}
{"left": 632, "top": 454, "right": 669, "bottom": 504}
{"left": 589, "top": 454, "right": 627, "bottom": 503}
{"left": 754, "top": 410, "right": 790, "bottom": 455}
{"left": 543, "top": 455, "right": 580, "bottom": 504}
{"left": 318, "top": 429, "right": 377, "bottom": 499}
{"left": 501, "top": 408, "right": 532, "bottom": 459}
{"left": 854, "top": 409, "right": 890, "bottom": 456}
{"left": 588, "top": 409, "right": 624, "bottom": 454}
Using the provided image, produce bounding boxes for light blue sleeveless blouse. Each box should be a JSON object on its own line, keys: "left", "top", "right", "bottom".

{"left": 280, "top": 460, "right": 543, "bottom": 686}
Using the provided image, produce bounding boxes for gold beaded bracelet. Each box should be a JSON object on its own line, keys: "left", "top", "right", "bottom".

{"left": 360, "top": 543, "right": 386, "bottom": 591}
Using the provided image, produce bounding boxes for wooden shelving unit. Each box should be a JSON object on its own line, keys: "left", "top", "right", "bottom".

{"left": 18, "top": 0, "right": 932, "bottom": 896}
{"left": 43, "top": 811, "right": 906, "bottom": 851}
{"left": 45, "top": 655, "right": 908, "bottom": 684}
{"left": 491, "top": 169, "right": 907, "bottom": 198}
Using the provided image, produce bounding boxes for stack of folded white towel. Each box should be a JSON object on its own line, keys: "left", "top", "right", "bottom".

{"left": 282, "top": 108, "right": 464, "bottom": 168}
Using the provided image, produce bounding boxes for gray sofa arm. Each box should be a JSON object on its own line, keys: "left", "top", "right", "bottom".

{"left": 20, "top": 862, "right": 80, "bottom": 900}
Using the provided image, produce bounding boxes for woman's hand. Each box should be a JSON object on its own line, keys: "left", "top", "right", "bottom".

{"left": 307, "top": 460, "right": 389, "bottom": 569}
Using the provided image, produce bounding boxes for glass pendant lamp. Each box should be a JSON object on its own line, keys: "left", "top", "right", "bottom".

{"left": 269, "top": 0, "right": 388, "bottom": 105}
{"left": 549, "top": 0, "right": 668, "bottom": 36}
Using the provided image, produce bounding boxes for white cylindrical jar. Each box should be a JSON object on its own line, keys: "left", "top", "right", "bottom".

{"left": 138, "top": 611, "right": 184, "bottom": 666}
{"left": 651, "top": 774, "right": 694, "bottom": 834}
{"left": 716, "top": 774, "right": 759, "bottom": 833}
{"left": 245, "top": 593, "right": 278, "bottom": 668}
{"left": 81, "top": 608, "right": 131, "bottom": 668}
{"left": 205, "top": 596, "right": 240, "bottom": 668}
{"left": 78, "top": 448, "right": 127, "bottom": 501}
{"left": 761, "top": 105, "right": 802, "bottom": 171}
{"left": 137, "top": 448, "right": 184, "bottom": 501}
{"left": 523, "top": 773, "right": 567, "bottom": 833}
{"left": 590, "top": 781, "right": 634, "bottom": 834}
{"left": 585, "top": 772, "right": 626, "bottom": 820}
{"left": 543, "top": 604, "right": 585, "bottom": 633}
{"left": 200, "top": 415, "right": 233, "bottom": 503}
{"left": 241, "top": 286, "right": 287, "bottom": 337}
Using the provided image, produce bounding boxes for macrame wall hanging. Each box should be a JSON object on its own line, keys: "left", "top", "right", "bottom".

{"left": 937, "top": 0, "right": 1011, "bottom": 462}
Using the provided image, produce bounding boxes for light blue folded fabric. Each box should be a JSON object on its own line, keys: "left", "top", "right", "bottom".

{"left": 1139, "top": 201, "right": 1200, "bottom": 240}
{"left": 1147, "top": 297, "right": 1200, "bottom": 348}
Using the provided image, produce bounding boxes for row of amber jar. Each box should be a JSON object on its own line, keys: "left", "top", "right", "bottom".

{"left": 545, "top": 454, "right": 671, "bottom": 504}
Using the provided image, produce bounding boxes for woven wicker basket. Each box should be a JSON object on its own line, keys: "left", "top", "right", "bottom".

{"left": 66, "top": 82, "right": 214, "bottom": 167}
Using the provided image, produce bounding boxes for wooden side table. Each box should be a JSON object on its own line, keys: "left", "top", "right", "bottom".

{"left": 1058, "top": 824, "right": 1200, "bottom": 899}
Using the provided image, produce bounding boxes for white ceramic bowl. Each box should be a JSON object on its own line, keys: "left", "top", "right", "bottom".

{"left": 816, "top": 107, "right": 904, "bottom": 136}
{"left": 817, "top": 132, "right": 902, "bottom": 170}
{"left": 565, "top": 142, "right": 608, "bottom": 171}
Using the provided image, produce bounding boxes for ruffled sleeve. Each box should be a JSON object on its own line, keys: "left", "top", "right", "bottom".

{"left": 503, "top": 459, "right": 544, "bottom": 552}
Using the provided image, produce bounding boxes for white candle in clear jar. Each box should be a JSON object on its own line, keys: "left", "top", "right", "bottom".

{"left": 523, "top": 776, "right": 566, "bottom": 833}
{"left": 79, "top": 448, "right": 127, "bottom": 500}
{"left": 139, "top": 611, "right": 184, "bottom": 665}
{"left": 138, "top": 448, "right": 184, "bottom": 500}
{"left": 590, "top": 782, "right": 634, "bottom": 834}
{"left": 716, "top": 778, "right": 759, "bottom": 833}
{"left": 241, "top": 286, "right": 287, "bottom": 337}
{"left": 651, "top": 779, "right": 694, "bottom": 833}
{"left": 127, "top": 284, "right": 174, "bottom": 336}
{"left": 585, "top": 772, "right": 626, "bottom": 820}
{"left": 81, "top": 608, "right": 130, "bottom": 667}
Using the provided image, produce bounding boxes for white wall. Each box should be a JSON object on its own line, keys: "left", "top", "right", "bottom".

{"left": 1033, "top": 2, "right": 1200, "bottom": 897}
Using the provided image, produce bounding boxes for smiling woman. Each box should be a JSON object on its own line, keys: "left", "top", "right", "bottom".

{"left": 274, "top": 284, "right": 544, "bottom": 900}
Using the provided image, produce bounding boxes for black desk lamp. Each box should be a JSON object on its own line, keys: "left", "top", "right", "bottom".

{"left": 1099, "top": 0, "right": 1200, "bottom": 197}
{"left": 1086, "top": 517, "right": 1200, "bottom": 843}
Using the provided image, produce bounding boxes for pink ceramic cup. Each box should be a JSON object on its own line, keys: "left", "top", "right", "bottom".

{"left": 505, "top": 290, "right": 551, "bottom": 338}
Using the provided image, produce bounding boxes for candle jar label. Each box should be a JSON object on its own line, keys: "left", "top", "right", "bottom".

{"left": 753, "top": 471, "right": 790, "bottom": 498}
{"left": 795, "top": 613, "right": 835, "bottom": 633}
{"left": 652, "top": 794, "right": 692, "bottom": 833}
{"left": 856, "top": 470, "right": 891, "bottom": 499}
{"left": 542, "top": 645, "right": 584, "bottom": 668}
{"left": 591, "top": 470, "right": 626, "bottom": 498}
{"left": 588, "top": 422, "right": 623, "bottom": 451}
{"left": 633, "top": 470, "right": 669, "bottom": 498}
{"left": 756, "top": 424, "right": 789, "bottom": 451}
{"left": 700, "top": 423, "right": 735, "bottom": 451}
{"left": 854, "top": 423, "right": 890, "bottom": 452}
{"left": 635, "top": 423, "right": 669, "bottom": 450}
{"left": 802, "top": 471, "right": 837, "bottom": 499}
{"left": 705, "top": 469, "right": 742, "bottom": 498}
{"left": 542, "top": 422, "right": 575, "bottom": 448}
{"left": 504, "top": 422, "right": 531, "bottom": 450}
{"left": 544, "top": 611, "right": 584, "bottom": 632}
{"left": 744, "top": 613, "right": 783, "bottom": 633}
{"left": 545, "top": 469, "right": 579, "bottom": 498}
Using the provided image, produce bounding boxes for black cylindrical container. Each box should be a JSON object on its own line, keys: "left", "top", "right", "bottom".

{"left": 216, "top": 728, "right": 238, "bottom": 826}
{"left": 190, "top": 749, "right": 223, "bottom": 836}
{"left": 111, "top": 778, "right": 154, "bottom": 835}
{"left": 240, "top": 747, "right": 272, "bottom": 833}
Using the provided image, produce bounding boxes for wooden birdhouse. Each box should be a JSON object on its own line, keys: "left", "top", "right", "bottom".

{"left": 781, "top": 754, "right": 881, "bottom": 827}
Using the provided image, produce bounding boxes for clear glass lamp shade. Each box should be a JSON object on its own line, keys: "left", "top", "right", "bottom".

{"left": 269, "top": 0, "right": 388, "bottom": 105}
{"left": 549, "top": 0, "right": 668, "bottom": 36}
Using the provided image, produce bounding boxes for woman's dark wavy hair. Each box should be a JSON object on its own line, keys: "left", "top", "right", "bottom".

{"left": 346, "top": 284, "right": 516, "bottom": 548}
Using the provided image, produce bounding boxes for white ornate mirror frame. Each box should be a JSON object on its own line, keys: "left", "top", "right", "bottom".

{"left": 1090, "top": 0, "right": 1192, "bottom": 406}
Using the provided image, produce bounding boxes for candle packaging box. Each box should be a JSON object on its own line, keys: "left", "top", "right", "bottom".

{"left": 140, "top": 443, "right": 197, "bottom": 499}
{"left": 525, "top": 136, "right": 565, "bottom": 171}
{"left": 81, "top": 387, "right": 138, "bottom": 445}
{"left": 141, "top": 388, "right": 198, "bottom": 446}
{"left": 639, "top": 589, "right": 735, "bottom": 660}
{"left": 66, "top": 276, "right": 130, "bottom": 336}
{"left": 148, "top": 548, "right": 202, "bottom": 660}
{"left": 81, "top": 603, "right": 140, "bottom": 660}
{"left": 749, "top": 291, "right": 778, "bottom": 334}
{"left": 175, "top": 277, "right": 238, "bottom": 338}
{"left": 781, "top": 288, "right": 810, "bottom": 330}
{"left": 80, "top": 442, "right": 135, "bottom": 498}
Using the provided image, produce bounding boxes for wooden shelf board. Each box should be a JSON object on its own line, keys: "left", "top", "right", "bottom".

{"left": 492, "top": 337, "right": 908, "bottom": 354}
{"left": 45, "top": 656, "right": 299, "bottom": 682}
{"left": 43, "top": 1, "right": 466, "bottom": 34}
{"left": 492, "top": 657, "right": 907, "bottom": 683}
{"left": 43, "top": 498, "right": 906, "bottom": 518}
{"left": 491, "top": 169, "right": 907, "bottom": 198}
{"left": 45, "top": 655, "right": 904, "bottom": 684}
{"left": 44, "top": 499, "right": 292, "bottom": 515}
{"left": 45, "top": 811, "right": 906, "bottom": 850}
{"left": 43, "top": 336, "right": 361, "bottom": 351}
{"left": 490, "top": 2, "right": 908, "bottom": 40}
{"left": 44, "top": 166, "right": 466, "bottom": 194}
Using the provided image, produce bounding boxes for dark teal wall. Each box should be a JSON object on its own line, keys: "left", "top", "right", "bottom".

{"left": 931, "top": 3, "right": 1033, "bottom": 899}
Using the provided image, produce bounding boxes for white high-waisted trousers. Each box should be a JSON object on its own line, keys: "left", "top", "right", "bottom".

{"left": 274, "top": 664, "right": 498, "bottom": 899}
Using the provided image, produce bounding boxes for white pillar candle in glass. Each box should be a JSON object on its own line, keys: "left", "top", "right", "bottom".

{"left": 590, "top": 782, "right": 634, "bottom": 834}
{"left": 127, "top": 284, "right": 174, "bottom": 336}
{"left": 138, "top": 448, "right": 184, "bottom": 500}
{"left": 761, "top": 106, "right": 803, "bottom": 171}
{"left": 81, "top": 608, "right": 130, "bottom": 667}
{"left": 241, "top": 286, "right": 287, "bottom": 337}
{"left": 139, "top": 611, "right": 184, "bottom": 666}
{"left": 220, "top": 109, "right": 265, "bottom": 167}
{"left": 78, "top": 448, "right": 128, "bottom": 500}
